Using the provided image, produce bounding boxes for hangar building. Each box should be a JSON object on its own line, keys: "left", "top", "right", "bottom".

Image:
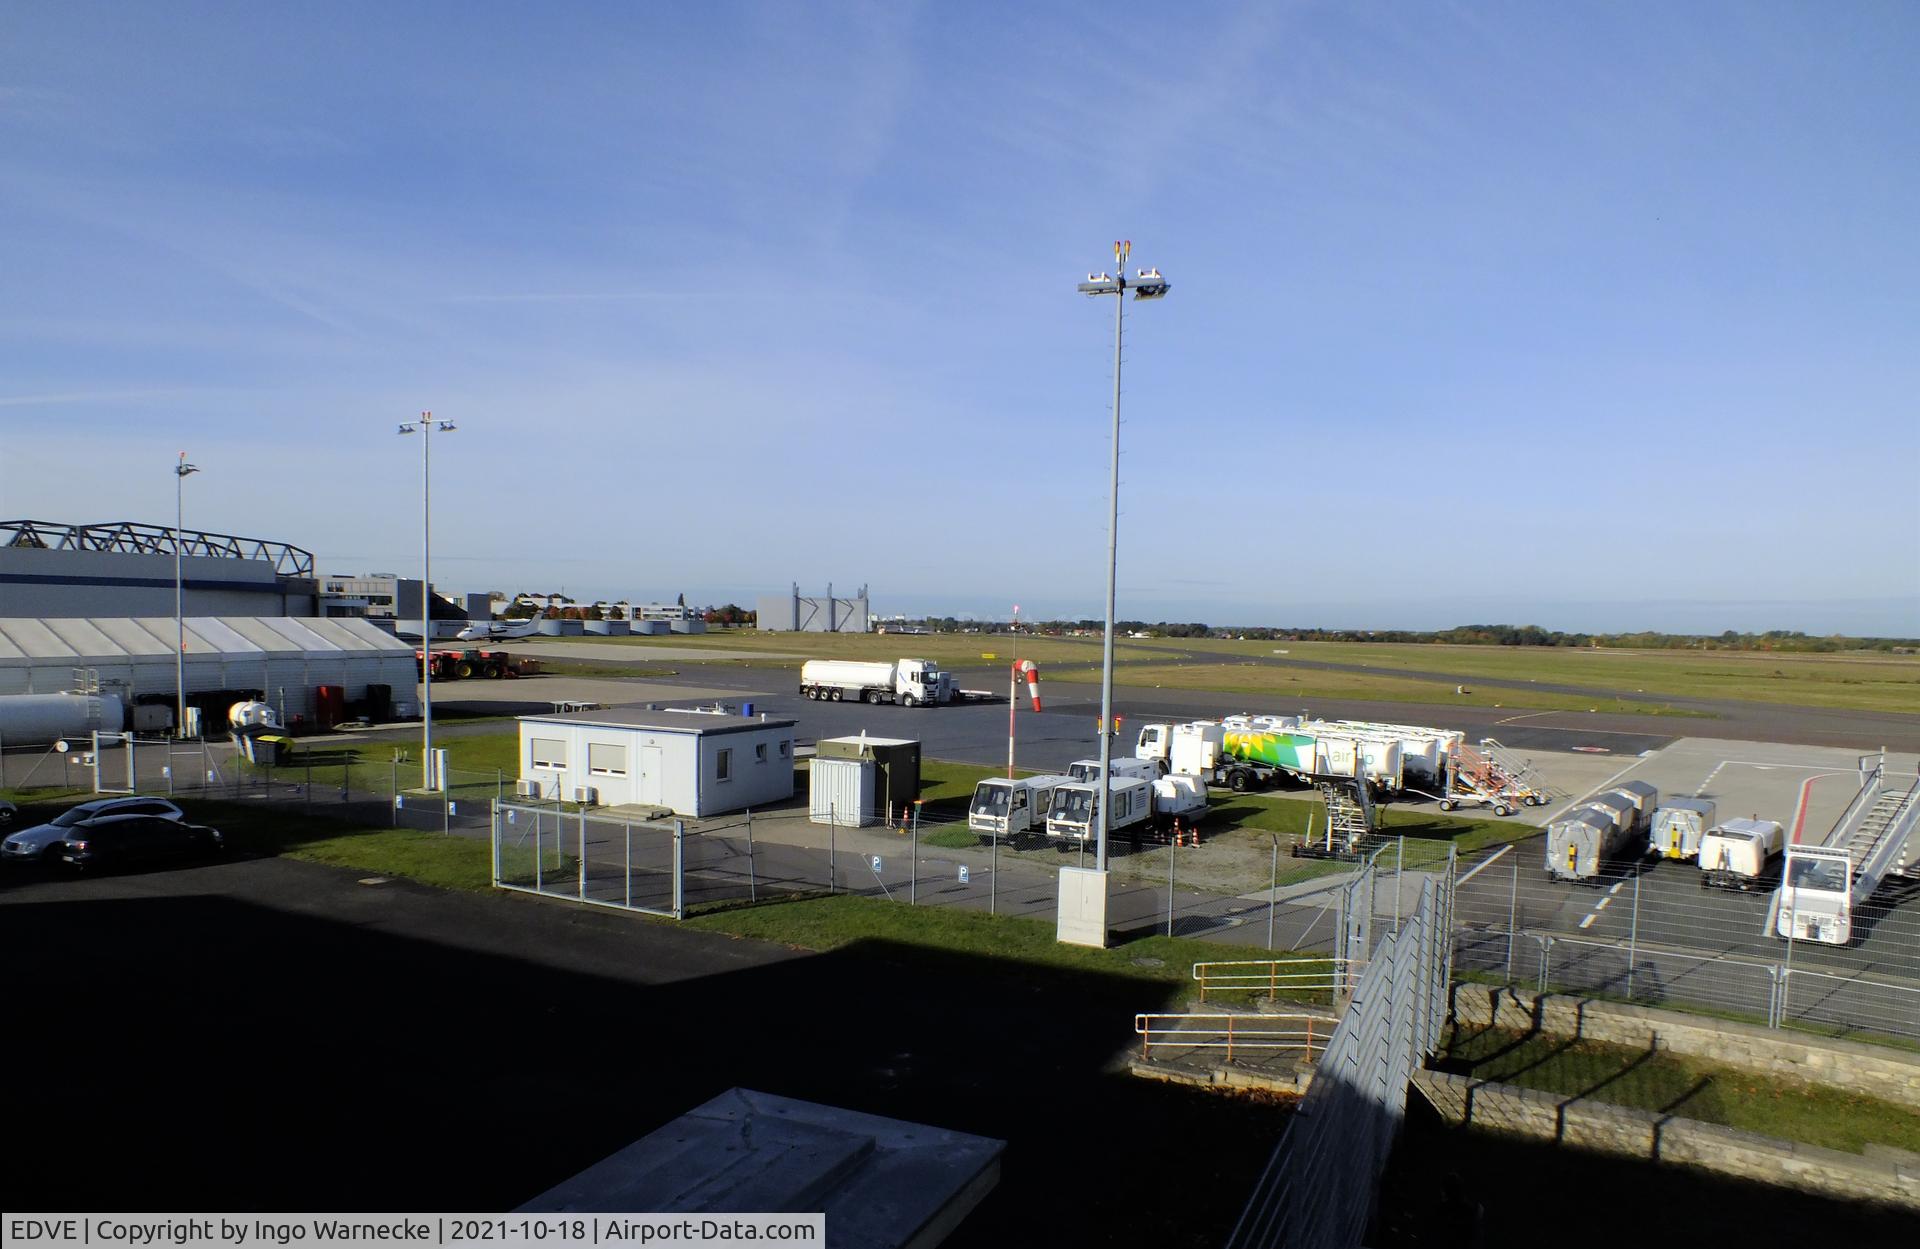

{"left": 1, "top": 519, "right": 318, "bottom": 618}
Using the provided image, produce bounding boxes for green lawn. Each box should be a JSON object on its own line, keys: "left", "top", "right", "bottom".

{"left": 531, "top": 627, "right": 1156, "bottom": 672}
{"left": 1439, "top": 1025, "right": 1920, "bottom": 1155}
{"left": 1052, "top": 661, "right": 1693, "bottom": 717}
{"left": 1129, "top": 637, "right": 1920, "bottom": 714}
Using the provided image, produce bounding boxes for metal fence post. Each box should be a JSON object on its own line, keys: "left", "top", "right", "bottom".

{"left": 1626, "top": 870, "right": 1642, "bottom": 999}
{"left": 990, "top": 826, "right": 998, "bottom": 916}
{"left": 746, "top": 809, "right": 758, "bottom": 904}
{"left": 491, "top": 801, "right": 501, "bottom": 886}
{"left": 672, "top": 819, "right": 685, "bottom": 919}
{"left": 443, "top": 786, "right": 451, "bottom": 837}
{"left": 910, "top": 811, "right": 919, "bottom": 906}
{"left": 1538, "top": 936, "right": 1553, "bottom": 995}
{"left": 578, "top": 810, "right": 587, "bottom": 900}
{"left": 496, "top": 768, "right": 503, "bottom": 805}
{"left": 624, "top": 821, "right": 632, "bottom": 909}
{"left": 1267, "top": 835, "right": 1279, "bottom": 952}
{"left": 1779, "top": 893, "right": 1796, "bottom": 1030}
{"left": 535, "top": 812, "right": 543, "bottom": 892}
{"left": 1394, "top": 835, "right": 1404, "bottom": 935}
{"left": 1166, "top": 831, "right": 1177, "bottom": 938}
{"left": 1506, "top": 854, "right": 1519, "bottom": 981}
{"left": 829, "top": 803, "right": 837, "bottom": 895}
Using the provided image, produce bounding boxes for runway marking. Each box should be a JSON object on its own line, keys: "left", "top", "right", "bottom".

{"left": 1791, "top": 772, "right": 1851, "bottom": 844}
{"left": 1609, "top": 882, "right": 1624, "bottom": 896}
{"left": 1457, "top": 843, "right": 1514, "bottom": 884}
{"left": 1694, "top": 761, "right": 1727, "bottom": 796}
{"left": 1578, "top": 913, "right": 1598, "bottom": 929}
{"left": 1595, "top": 897, "right": 1611, "bottom": 911}
{"left": 1561, "top": 756, "right": 1655, "bottom": 813}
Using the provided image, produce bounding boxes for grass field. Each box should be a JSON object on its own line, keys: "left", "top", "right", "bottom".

{"left": 1438, "top": 1024, "right": 1920, "bottom": 1155}
{"left": 1050, "top": 661, "right": 1693, "bottom": 716}
{"left": 531, "top": 627, "right": 1155, "bottom": 670}
{"left": 1128, "top": 637, "right": 1920, "bottom": 713}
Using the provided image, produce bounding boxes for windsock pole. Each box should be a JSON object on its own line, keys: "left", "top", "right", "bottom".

{"left": 1008, "top": 659, "right": 1041, "bottom": 778}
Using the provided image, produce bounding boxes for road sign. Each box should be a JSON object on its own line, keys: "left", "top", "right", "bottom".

{"left": 869, "top": 855, "right": 883, "bottom": 872}
{"left": 959, "top": 865, "right": 971, "bottom": 885}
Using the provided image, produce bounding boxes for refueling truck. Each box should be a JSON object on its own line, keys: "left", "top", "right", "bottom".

{"left": 799, "top": 658, "right": 954, "bottom": 706}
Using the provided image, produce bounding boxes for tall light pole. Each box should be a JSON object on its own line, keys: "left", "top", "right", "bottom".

{"left": 174, "top": 452, "right": 200, "bottom": 738}
{"left": 1077, "top": 242, "right": 1169, "bottom": 876}
{"left": 398, "top": 413, "right": 456, "bottom": 790}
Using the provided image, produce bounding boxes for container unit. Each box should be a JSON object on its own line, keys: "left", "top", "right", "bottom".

{"left": 584, "top": 619, "right": 631, "bottom": 636}
{"left": 536, "top": 618, "right": 585, "bottom": 637}
{"left": 1587, "top": 792, "right": 1637, "bottom": 837}
{"left": 1546, "top": 808, "right": 1623, "bottom": 881}
{"left": 810, "top": 756, "right": 876, "bottom": 827}
{"left": 816, "top": 736, "right": 921, "bottom": 822}
{"left": 631, "top": 620, "right": 672, "bottom": 636}
{"left": 1699, "top": 817, "right": 1784, "bottom": 891}
{"left": 968, "top": 773, "right": 1074, "bottom": 842}
{"left": 518, "top": 709, "right": 795, "bottom": 816}
{"left": 1067, "top": 756, "right": 1164, "bottom": 784}
{"left": 1607, "top": 781, "right": 1660, "bottom": 833}
{"left": 1649, "top": 798, "right": 1717, "bottom": 860}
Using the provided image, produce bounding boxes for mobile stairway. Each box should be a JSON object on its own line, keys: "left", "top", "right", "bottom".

{"left": 1293, "top": 777, "right": 1379, "bottom": 861}
{"left": 1438, "top": 738, "right": 1563, "bottom": 814}
{"left": 1769, "top": 751, "right": 1920, "bottom": 945}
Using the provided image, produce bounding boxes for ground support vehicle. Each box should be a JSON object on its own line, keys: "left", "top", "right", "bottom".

{"left": 1771, "top": 753, "right": 1919, "bottom": 945}
{"left": 1440, "top": 738, "right": 1560, "bottom": 812}
{"left": 1699, "top": 817, "right": 1784, "bottom": 891}
{"left": 1291, "top": 778, "right": 1379, "bottom": 861}
{"left": 1649, "top": 798, "right": 1717, "bottom": 861}
{"left": 1546, "top": 806, "right": 1632, "bottom": 882}
{"left": 968, "top": 773, "right": 1074, "bottom": 844}
{"left": 799, "top": 658, "right": 953, "bottom": 706}
{"left": 1045, "top": 775, "right": 1207, "bottom": 848}
{"left": 1068, "top": 756, "right": 1164, "bottom": 784}
{"left": 416, "top": 648, "right": 520, "bottom": 680}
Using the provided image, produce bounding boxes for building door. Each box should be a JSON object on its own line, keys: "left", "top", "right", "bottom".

{"left": 638, "top": 746, "right": 664, "bottom": 806}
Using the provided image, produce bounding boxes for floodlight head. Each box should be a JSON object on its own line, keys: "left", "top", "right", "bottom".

{"left": 1077, "top": 272, "right": 1121, "bottom": 296}
{"left": 438, "top": 421, "right": 457, "bottom": 432}
{"left": 398, "top": 424, "right": 415, "bottom": 435}
{"left": 1132, "top": 275, "right": 1170, "bottom": 300}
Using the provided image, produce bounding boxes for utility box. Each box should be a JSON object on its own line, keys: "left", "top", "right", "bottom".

{"left": 815, "top": 735, "right": 921, "bottom": 821}
{"left": 811, "top": 756, "right": 876, "bottom": 827}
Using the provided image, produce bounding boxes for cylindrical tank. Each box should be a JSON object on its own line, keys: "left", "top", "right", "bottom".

{"left": 0, "top": 692, "right": 127, "bottom": 745}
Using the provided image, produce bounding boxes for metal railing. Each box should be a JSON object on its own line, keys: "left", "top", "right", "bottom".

{"left": 1, "top": 517, "right": 315, "bottom": 575}
{"left": 1193, "top": 958, "right": 1353, "bottom": 1004}
{"left": 1228, "top": 863, "right": 1454, "bottom": 1249}
{"left": 1134, "top": 1012, "right": 1329, "bottom": 1064}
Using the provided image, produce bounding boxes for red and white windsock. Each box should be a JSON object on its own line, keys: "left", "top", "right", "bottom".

{"left": 1015, "top": 660, "right": 1041, "bottom": 712}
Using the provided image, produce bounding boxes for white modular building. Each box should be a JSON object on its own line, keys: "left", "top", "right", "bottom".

{"left": 516, "top": 709, "right": 796, "bottom": 816}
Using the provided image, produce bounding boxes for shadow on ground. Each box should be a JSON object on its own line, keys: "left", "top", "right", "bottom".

{"left": 2, "top": 863, "right": 1287, "bottom": 1247}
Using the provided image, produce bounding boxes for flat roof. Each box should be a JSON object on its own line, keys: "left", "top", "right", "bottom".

{"left": 818, "top": 735, "right": 919, "bottom": 747}
{"left": 0, "top": 616, "right": 412, "bottom": 662}
{"left": 517, "top": 707, "right": 795, "bottom": 735}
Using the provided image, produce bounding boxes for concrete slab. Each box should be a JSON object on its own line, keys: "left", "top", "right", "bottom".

{"left": 517, "top": 1087, "right": 1003, "bottom": 1248}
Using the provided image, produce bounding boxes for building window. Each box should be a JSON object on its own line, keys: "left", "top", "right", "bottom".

{"left": 779, "top": 741, "right": 790, "bottom": 758}
{"left": 755, "top": 743, "right": 767, "bottom": 762}
{"left": 716, "top": 748, "right": 732, "bottom": 782}
{"left": 587, "top": 742, "right": 627, "bottom": 776}
{"left": 530, "top": 738, "right": 566, "bottom": 770}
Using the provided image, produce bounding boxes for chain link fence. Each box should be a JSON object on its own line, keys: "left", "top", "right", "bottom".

{"left": 1227, "top": 860, "right": 1456, "bottom": 1249}
{"left": 1451, "top": 844, "right": 1920, "bottom": 1043}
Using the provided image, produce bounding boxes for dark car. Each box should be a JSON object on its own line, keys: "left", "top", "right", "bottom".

{"left": 59, "top": 814, "right": 222, "bottom": 872}
{"left": 1, "top": 796, "right": 185, "bottom": 863}
{"left": 0, "top": 799, "right": 16, "bottom": 826}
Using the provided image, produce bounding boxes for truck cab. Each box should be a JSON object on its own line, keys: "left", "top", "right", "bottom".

{"left": 1047, "top": 776, "right": 1153, "bottom": 845}
{"left": 1774, "top": 847, "right": 1853, "bottom": 944}
{"left": 896, "top": 658, "right": 953, "bottom": 706}
{"left": 968, "top": 773, "right": 1072, "bottom": 843}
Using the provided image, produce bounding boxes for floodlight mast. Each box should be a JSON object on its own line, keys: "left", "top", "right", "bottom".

{"left": 1075, "top": 241, "right": 1169, "bottom": 876}
{"left": 397, "top": 413, "right": 457, "bottom": 791}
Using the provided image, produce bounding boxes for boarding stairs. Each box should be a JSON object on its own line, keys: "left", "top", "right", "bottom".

{"left": 1831, "top": 762, "right": 1920, "bottom": 896}
{"left": 1299, "top": 779, "right": 1375, "bottom": 859}
{"left": 1448, "top": 738, "right": 1563, "bottom": 804}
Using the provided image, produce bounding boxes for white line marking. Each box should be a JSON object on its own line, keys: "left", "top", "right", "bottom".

{"left": 1579, "top": 913, "right": 1598, "bottom": 929}
{"left": 1609, "top": 882, "right": 1624, "bottom": 895}
{"left": 1694, "top": 761, "right": 1726, "bottom": 797}
{"left": 1595, "top": 897, "right": 1610, "bottom": 910}
{"left": 1561, "top": 756, "right": 1654, "bottom": 812}
{"left": 1457, "top": 843, "right": 1514, "bottom": 884}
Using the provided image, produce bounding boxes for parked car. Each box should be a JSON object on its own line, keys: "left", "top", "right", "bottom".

{"left": 0, "top": 799, "right": 16, "bottom": 827}
{"left": 60, "top": 815, "right": 223, "bottom": 872}
{"left": 1, "top": 797, "right": 185, "bottom": 864}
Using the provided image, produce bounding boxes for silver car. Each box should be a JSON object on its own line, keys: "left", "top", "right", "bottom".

{"left": 1, "top": 796, "right": 186, "bottom": 864}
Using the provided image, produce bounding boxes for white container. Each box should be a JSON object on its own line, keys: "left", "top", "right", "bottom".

{"left": 1700, "top": 817, "right": 1784, "bottom": 884}
{"left": 1649, "top": 799, "right": 1716, "bottom": 860}
{"left": 1547, "top": 808, "right": 1620, "bottom": 880}
{"left": 810, "top": 756, "right": 875, "bottom": 827}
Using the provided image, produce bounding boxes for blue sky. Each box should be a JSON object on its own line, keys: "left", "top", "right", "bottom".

{"left": 2, "top": 1, "right": 1915, "bottom": 634}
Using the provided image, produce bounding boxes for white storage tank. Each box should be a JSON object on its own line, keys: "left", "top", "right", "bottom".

{"left": 0, "top": 692, "right": 126, "bottom": 746}
{"left": 810, "top": 756, "right": 876, "bottom": 827}
{"left": 1649, "top": 798, "right": 1716, "bottom": 860}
